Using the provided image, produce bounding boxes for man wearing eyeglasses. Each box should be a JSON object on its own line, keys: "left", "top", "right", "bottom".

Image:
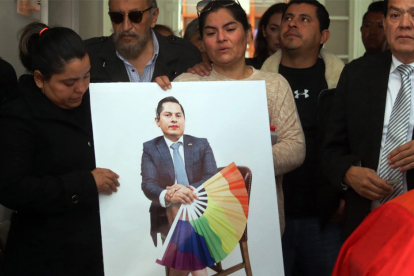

{"left": 85, "top": 0, "right": 202, "bottom": 83}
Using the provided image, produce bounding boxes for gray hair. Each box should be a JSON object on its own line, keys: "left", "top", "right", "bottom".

{"left": 183, "top": 18, "right": 199, "bottom": 41}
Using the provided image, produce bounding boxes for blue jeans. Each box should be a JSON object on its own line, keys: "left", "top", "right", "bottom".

{"left": 282, "top": 217, "right": 342, "bottom": 276}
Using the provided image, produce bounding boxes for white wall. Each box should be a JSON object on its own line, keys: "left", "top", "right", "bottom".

{"left": 79, "top": 0, "right": 104, "bottom": 40}
{"left": 0, "top": 0, "right": 38, "bottom": 77}
{"left": 0, "top": 0, "right": 104, "bottom": 78}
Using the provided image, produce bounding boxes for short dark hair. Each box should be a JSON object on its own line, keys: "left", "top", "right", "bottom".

{"left": 285, "top": 0, "right": 330, "bottom": 32}
{"left": 184, "top": 18, "right": 200, "bottom": 41}
{"left": 362, "top": 1, "right": 384, "bottom": 23}
{"left": 18, "top": 22, "right": 87, "bottom": 80}
{"left": 153, "top": 24, "right": 173, "bottom": 36}
{"left": 254, "top": 3, "right": 287, "bottom": 62}
{"left": 156, "top": 96, "right": 185, "bottom": 121}
{"left": 384, "top": 0, "right": 389, "bottom": 17}
{"left": 198, "top": 1, "right": 251, "bottom": 38}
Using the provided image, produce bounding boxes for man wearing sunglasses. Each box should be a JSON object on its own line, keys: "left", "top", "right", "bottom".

{"left": 85, "top": 0, "right": 202, "bottom": 83}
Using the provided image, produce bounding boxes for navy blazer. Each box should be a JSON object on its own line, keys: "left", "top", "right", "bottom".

{"left": 141, "top": 135, "right": 217, "bottom": 245}
{"left": 323, "top": 50, "right": 414, "bottom": 241}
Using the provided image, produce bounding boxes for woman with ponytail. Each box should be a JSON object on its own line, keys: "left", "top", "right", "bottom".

{"left": 0, "top": 22, "right": 119, "bottom": 275}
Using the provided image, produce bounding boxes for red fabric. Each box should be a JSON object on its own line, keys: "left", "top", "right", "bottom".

{"left": 333, "top": 190, "right": 414, "bottom": 276}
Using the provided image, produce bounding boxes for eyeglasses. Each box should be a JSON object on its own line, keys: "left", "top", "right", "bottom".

{"left": 108, "top": 7, "right": 153, "bottom": 24}
{"left": 196, "top": 0, "right": 240, "bottom": 15}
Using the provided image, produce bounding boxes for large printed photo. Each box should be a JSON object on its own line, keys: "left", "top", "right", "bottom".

{"left": 90, "top": 81, "right": 284, "bottom": 275}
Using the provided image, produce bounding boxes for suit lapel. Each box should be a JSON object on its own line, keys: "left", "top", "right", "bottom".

{"left": 183, "top": 135, "right": 194, "bottom": 184}
{"left": 151, "top": 32, "right": 179, "bottom": 81}
{"left": 98, "top": 35, "right": 130, "bottom": 82}
{"left": 156, "top": 138, "right": 175, "bottom": 182}
{"left": 369, "top": 51, "right": 392, "bottom": 169}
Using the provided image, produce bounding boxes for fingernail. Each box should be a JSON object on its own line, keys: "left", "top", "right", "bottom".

{"left": 168, "top": 85, "right": 172, "bottom": 89}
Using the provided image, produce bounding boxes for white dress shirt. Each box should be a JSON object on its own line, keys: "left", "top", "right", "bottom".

{"left": 372, "top": 55, "right": 414, "bottom": 209}
{"left": 159, "top": 136, "right": 185, "bottom": 207}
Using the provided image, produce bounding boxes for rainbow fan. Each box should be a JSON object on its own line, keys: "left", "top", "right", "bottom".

{"left": 156, "top": 162, "right": 249, "bottom": 271}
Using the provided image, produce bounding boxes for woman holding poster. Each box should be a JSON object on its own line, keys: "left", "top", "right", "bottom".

{"left": 156, "top": 0, "right": 305, "bottom": 236}
{"left": 0, "top": 23, "right": 119, "bottom": 275}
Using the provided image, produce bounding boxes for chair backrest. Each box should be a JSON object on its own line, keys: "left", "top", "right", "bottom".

{"left": 217, "top": 166, "right": 252, "bottom": 241}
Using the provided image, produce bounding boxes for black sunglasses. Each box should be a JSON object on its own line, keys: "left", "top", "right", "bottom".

{"left": 196, "top": 0, "right": 240, "bottom": 15}
{"left": 108, "top": 6, "right": 153, "bottom": 24}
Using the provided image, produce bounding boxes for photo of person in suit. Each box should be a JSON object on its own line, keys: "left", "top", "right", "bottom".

{"left": 141, "top": 96, "right": 217, "bottom": 276}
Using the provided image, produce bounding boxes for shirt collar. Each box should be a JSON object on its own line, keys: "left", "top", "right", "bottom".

{"left": 164, "top": 135, "right": 184, "bottom": 148}
{"left": 390, "top": 54, "right": 414, "bottom": 75}
{"left": 115, "top": 29, "right": 159, "bottom": 65}
{"left": 150, "top": 29, "right": 159, "bottom": 64}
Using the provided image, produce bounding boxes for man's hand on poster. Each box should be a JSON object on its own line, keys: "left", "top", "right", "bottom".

{"left": 92, "top": 168, "right": 120, "bottom": 194}
{"left": 388, "top": 140, "right": 414, "bottom": 172}
{"left": 155, "top": 76, "right": 172, "bottom": 91}
{"left": 165, "top": 184, "right": 199, "bottom": 205}
{"left": 187, "top": 61, "right": 212, "bottom": 76}
{"left": 343, "top": 166, "right": 392, "bottom": 201}
{"left": 165, "top": 184, "right": 182, "bottom": 199}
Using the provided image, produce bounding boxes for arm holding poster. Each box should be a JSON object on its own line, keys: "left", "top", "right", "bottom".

{"left": 268, "top": 77, "right": 306, "bottom": 176}
{"left": 155, "top": 0, "right": 305, "bottom": 237}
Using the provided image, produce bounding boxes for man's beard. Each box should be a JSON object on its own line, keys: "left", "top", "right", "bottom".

{"left": 113, "top": 29, "right": 151, "bottom": 60}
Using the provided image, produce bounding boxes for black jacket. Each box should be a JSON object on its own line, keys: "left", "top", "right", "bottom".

{"left": 322, "top": 50, "right": 414, "bottom": 241}
{"left": 0, "top": 75, "right": 103, "bottom": 276}
{"left": 85, "top": 31, "right": 203, "bottom": 83}
{"left": 0, "top": 59, "right": 19, "bottom": 106}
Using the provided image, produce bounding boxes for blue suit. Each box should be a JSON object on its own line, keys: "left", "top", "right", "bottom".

{"left": 141, "top": 134, "right": 217, "bottom": 245}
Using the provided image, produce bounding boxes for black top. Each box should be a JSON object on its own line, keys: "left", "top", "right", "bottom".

{"left": 245, "top": 57, "right": 265, "bottom": 69}
{"left": 0, "top": 59, "right": 19, "bottom": 106}
{"left": 0, "top": 75, "right": 102, "bottom": 276}
{"left": 279, "top": 58, "right": 328, "bottom": 218}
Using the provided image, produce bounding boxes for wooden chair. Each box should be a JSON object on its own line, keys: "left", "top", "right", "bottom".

{"left": 208, "top": 166, "right": 253, "bottom": 276}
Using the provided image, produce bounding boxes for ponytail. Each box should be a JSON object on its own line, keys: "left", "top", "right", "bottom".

{"left": 18, "top": 22, "right": 87, "bottom": 79}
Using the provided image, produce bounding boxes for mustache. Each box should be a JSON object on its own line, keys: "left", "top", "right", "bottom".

{"left": 114, "top": 30, "right": 140, "bottom": 40}
{"left": 283, "top": 29, "right": 302, "bottom": 38}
